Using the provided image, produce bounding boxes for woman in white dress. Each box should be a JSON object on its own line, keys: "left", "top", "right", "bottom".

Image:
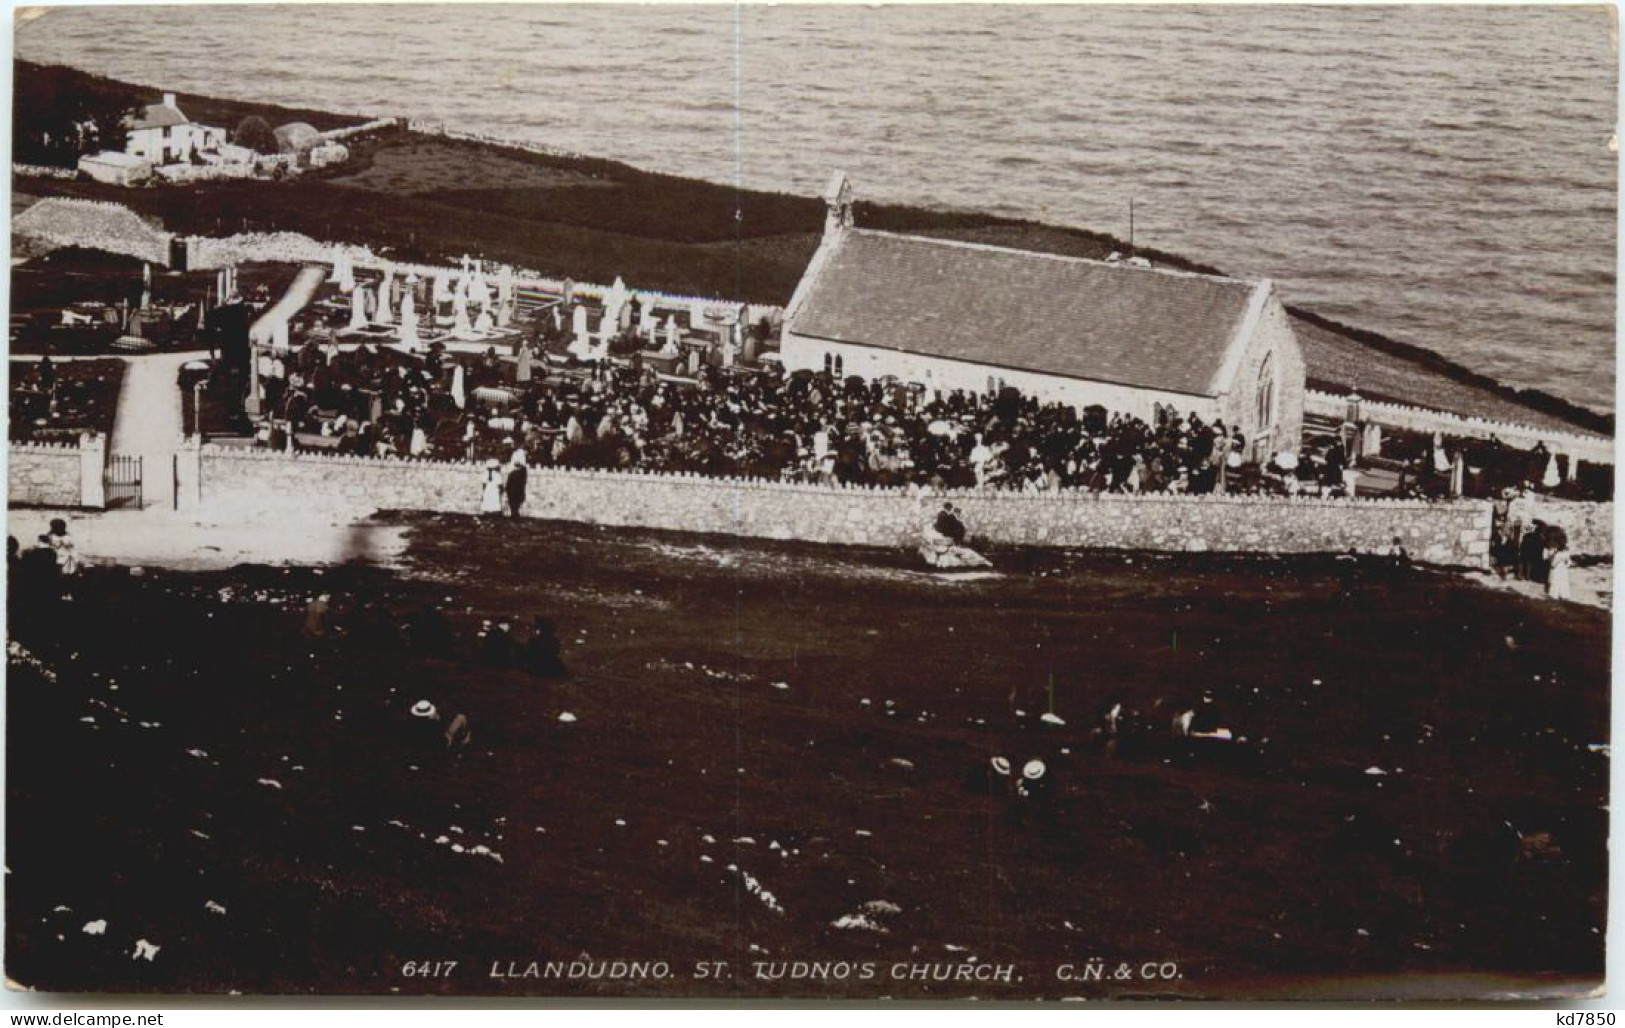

{"left": 1546, "top": 544, "right": 1573, "bottom": 602}
{"left": 479, "top": 459, "right": 504, "bottom": 516}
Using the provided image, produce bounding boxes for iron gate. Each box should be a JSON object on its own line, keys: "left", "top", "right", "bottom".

{"left": 104, "top": 454, "right": 143, "bottom": 510}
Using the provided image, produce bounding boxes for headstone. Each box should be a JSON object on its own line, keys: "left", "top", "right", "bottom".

{"left": 452, "top": 292, "right": 475, "bottom": 340}
{"left": 349, "top": 286, "right": 369, "bottom": 331}
{"left": 497, "top": 266, "right": 515, "bottom": 328}
{"left": 399, "top": 289, "right": 420, "bottom": 346}
{"left": 375, "top": 267, "right": 395, "bottom": 326}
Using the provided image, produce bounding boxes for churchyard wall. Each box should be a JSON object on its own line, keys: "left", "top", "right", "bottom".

{"left": 1305, "top": 390, "right": 1614, "bottom": 465}
{"left": 188, "top": 444, "right": 1494, "bottom": 566}
{"left": 1508, "top": 496, "right": 1614, "bottom": 559}
{"left": 8, "top": 435, "right": 104, "bottom": 509}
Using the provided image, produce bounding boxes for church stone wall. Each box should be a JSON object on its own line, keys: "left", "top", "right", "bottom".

{"left": 1218, "top": 293, "right": 1306, "bottom": 462}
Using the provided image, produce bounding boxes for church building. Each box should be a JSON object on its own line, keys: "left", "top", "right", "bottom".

{"left": 780, "top": 173, "right": 1307, "bottom": 460}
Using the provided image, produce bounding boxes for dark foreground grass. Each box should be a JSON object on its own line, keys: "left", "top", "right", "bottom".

{"left": 4, "top": 515, "right": 1608, "bottom": 999}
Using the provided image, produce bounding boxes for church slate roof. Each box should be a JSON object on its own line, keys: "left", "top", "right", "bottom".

{"left": 787, "top": 229, "right": 1264, "bottom": 397}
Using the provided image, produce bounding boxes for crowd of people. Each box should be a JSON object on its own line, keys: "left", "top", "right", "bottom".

{"left": 241, "top": 333, "right": 1381, "bottom": 498}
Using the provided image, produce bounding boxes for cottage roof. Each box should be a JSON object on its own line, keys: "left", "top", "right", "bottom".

{"left": 787, "top": 228, "right": 1267, "bottom": 397}
{"left": 128, "top": 100, "right": 189, "bottom": 131}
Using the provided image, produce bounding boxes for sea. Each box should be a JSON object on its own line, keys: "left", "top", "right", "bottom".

{"left": 15, "top": 3, "right": 1620, "bottom": 412}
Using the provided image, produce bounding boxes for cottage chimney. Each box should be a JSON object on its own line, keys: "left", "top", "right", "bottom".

{"left": 824, "top": 170, "right": 854, "bottom": 237}
{"left": 163, "top": 92, "right": 177, "bottom": 109}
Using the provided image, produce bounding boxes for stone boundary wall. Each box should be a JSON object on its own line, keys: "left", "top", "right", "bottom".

{"left": 155, "top": 162, "right": 257, "bottom": 184}
{"left": 8, "top": 435, "right": 105, "bottom": 509}
{"left": 187, "top": 444, "right": 1495, "bottom": 566}
{"left": 1306, "top": 390, "right": 1614, "bottom": 465}
{"left": 1509, "top": 496, "right": 1615, "bottom": 559}
{"left": 318, "top": 118, "right": 398, "bottom": 142}
{"left": 13, "top": 162, "right": 79, "bottom": 180}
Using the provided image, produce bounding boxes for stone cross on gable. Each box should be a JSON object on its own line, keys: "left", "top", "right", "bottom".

{"left": 824, "top": 170, "right": 854, "bottom": 237}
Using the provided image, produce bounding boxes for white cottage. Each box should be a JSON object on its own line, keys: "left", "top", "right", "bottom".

{"left": 125, "top": 93, "right": 224, "bottom": 165}
{"left": 781, "top": 173, "right": 1307, "bottom": 460}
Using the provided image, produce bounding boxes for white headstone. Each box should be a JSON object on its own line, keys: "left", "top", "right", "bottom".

{"left": 349, "top": 285, "right": 369, "bottom": 331}
{"left": 375, "top": 267, "right": 395, "bottom": 326}
{"left": 452, "top": 291, "right": 474, "bottom": 340}
{"left": 399, "top": 289, "right": 419, "bottom": 345}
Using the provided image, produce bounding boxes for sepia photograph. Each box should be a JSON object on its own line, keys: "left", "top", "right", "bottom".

{"left": 2, "top": 0, "right": 1616, "bottom": 1004}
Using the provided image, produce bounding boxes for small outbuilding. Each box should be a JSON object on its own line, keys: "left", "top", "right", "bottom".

{"left": 77, "top": 150, "right": 153, "bottom": 187}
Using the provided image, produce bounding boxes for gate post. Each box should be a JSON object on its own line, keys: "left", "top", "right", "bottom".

{"left": 79, "top": 432, "right": 106, "bottom": 510}
{"left": 174, "top": 435, "right": 203, "bottom": 516}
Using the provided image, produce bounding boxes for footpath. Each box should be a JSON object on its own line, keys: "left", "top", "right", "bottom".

{"left": 108, "top": 350, "right": 190, "bottom": 510}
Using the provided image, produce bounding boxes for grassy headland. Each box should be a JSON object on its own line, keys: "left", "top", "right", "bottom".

{"left": 4, "top": 516, "right": 1609, "bottom": 996}
{"left": 11, "top": 61, "right": 1612, "bottom": 436}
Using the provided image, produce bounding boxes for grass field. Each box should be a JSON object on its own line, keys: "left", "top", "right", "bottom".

{"left": 4, "top": 515, "right": 1608, "bottom": 998}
